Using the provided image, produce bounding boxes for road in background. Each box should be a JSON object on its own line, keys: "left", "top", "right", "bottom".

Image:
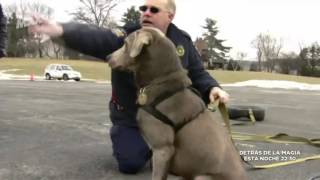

{"left": 0, "top": 80, "right": 319, "bottom": 180}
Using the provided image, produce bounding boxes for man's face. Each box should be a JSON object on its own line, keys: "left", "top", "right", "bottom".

{"left": 139, "top": 0, "right": 174, "bottom": 33}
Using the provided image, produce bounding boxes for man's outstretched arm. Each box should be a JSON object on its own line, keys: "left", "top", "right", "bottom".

{"left": 28, "top": 16, "right": 124, "bottom": 60}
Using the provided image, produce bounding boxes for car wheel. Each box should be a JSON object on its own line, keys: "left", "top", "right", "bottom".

{"left": 75, "top": 78, "right": 80, "bottom": 81}
{"left": 63, "top": 74, "right": 69, "bottom": 81}
{"left": 228, "top": 105, "right": 265, "bottom": 121}
{"left": 45, "top": 73, "right": 51, "bottom": 80}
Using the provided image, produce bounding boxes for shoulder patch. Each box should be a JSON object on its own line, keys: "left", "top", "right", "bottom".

{"left": 111, "top": 28, "right": 127, "bottom": 38}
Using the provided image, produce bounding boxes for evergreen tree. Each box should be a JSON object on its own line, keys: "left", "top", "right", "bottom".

{"left": 299, "top": 43, "right": 320, "bottom": 77}
{"left": 202, "top": 18, "right": 231, "bottom": 65}
{"left": 121, "top": 6, "right": 140, "bottom": 26}
{"left": 7, "top": 12, "right": 19, "bottom": 57}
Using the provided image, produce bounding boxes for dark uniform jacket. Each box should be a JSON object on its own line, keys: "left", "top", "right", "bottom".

{"left": 61, "top": 22, "right": 220, "bottom": 127}
{"left": 0, "top": 4, "right": 7, "bottom": 57}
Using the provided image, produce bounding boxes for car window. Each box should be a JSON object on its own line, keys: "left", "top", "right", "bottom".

{"left": 56, "top": 66, "right": 62, "bottom": 71}
{"left": 61, "top": 66, "right": 72, "bottom": 71}
{"left": 50, "top": 65, "right": 55, "bottom": 70}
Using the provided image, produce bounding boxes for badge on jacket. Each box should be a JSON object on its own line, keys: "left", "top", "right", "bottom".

{"left": 176, "top": 45, "right": 185, "bottom": 57}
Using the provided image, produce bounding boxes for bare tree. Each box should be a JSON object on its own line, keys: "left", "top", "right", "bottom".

{"left": 236, "top": 51, "right": 248, "bottom": 71}
{"left": 52, "top": 43, "right": 63, "bottom": 59}
{"left": 251, "top": 35, "right": 263, "bottom": 71}
{"left": 252, "top": 33, "right": 283, "bottom": 72}
{"left": 5, "top": 0, "right": 53, "bottom": 26}
{"left": 70, "top": 0, "right": 123, "bottom": 27}
{"left": 5, "top": 1, "right": 54, "bottom": 58}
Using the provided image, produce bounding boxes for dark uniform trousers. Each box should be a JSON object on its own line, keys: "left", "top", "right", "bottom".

{"left": 110, "top": 125, "right": 152, "bottom": 174}
{"left": 109, "top": 102, "right": 152, "bottom": 174}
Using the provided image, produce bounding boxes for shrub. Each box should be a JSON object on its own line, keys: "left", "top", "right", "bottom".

{"left": 300, "top": 65, "right": 320, "bottom": 77}
{"left": 250, "top": 62, "right": 259, "bottom": 71}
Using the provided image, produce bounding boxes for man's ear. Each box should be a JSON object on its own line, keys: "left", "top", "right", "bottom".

{"left": 169, "top": 12, "right": 175, "bottom": 21}
{"left": 129, "top": 31, "right": 153, "bottom": 58}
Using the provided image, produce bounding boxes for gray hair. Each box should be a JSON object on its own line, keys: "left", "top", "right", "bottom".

{"left": 165, "top": 0, "right": 176, "bottom": 14}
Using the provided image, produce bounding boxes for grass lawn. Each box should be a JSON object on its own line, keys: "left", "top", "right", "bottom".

{"left": 0, "top": 58, "right": 111, "bottom": 81}
{"left": 1, "top": 58, "right": 319, "bottom": 84}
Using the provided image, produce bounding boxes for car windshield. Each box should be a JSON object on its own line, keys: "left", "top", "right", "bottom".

{"left": 61, "top": 66, "right": 73, "bottom": 71}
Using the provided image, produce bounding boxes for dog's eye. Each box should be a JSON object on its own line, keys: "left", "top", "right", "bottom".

{"left": 124, "top": 41, "right": 128, "bottom": 48}
{"left": 123, "top": 41, "right": 130, "bottom": 53}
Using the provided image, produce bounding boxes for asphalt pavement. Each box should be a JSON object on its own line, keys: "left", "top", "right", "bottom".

{"left": 0, "top": 80, "right": 319, "bottom": 180}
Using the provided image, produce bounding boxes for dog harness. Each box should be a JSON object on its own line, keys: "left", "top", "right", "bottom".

{"left": 140, "top": 86, "right": 206, "bottom": 133}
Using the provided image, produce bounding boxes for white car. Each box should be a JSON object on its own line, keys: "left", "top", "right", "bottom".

{"left": 44, "top": 64, "right": 82, "bottom": 81}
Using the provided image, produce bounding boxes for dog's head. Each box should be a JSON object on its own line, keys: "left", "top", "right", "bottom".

{"left": 109, "top": 27, "right": 182, "bottom": 84}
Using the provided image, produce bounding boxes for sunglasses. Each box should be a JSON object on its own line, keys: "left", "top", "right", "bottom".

{"left": 139, "top": 5, "right": 160, "bottom": 14}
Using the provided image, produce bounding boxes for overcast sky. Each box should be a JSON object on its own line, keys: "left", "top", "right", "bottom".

{"left": 2, "top": 0, "right": 320, "bottom": 60}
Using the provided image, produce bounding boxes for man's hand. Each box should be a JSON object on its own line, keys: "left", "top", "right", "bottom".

{"left": 209, "top": 87, "right": 230, "bottom": 104}
{"left": 28, "top": 15, "right": 63, "bottom": 38}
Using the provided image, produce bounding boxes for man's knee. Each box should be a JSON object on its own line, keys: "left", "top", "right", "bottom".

{"left": 110, "top": 125, "right": 152, "bottom": 174}
{"left": 117, "top": 158, "right": 147, "bottom": 174}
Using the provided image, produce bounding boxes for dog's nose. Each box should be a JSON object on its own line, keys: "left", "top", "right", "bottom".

{"left": 106, "top": 55, "right": 115, "bottom": 68}
{"left": 106, "top": 55, "right": 115, "bottom": 66}
{"left": 108, "top": 56, "right": 120, "bottom": 69}
{"left": 106, "top": 54, "right": 112, "bottom": 61}
{"left": 108, "top": 60, "right": 115, "bottom": 68}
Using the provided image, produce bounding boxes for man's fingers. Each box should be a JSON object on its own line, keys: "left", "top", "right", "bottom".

{"left": 31, "top": 14, "right": 38, "bottom": 22}
{"left": 219, "top": 96, "right": 228, "bottom": 104}
{"left": 28, "top": 24, "right": 42, "bottom": 34}
{"left": 27, "top": 14, "right": 62, "bottom": 38}
{"left": 209, "top": 93, "right": 216, "bottom": 103}
{"left": 27, "top": 15, "right": 42, "bottom": 34}
{"left": 219, "top": 91, "right": 230, "bottom": 104}
{"left": 30, "top": 14, "right": 41, "bottom": 25}
{"left": 209, "top": 87, "right": 230, "bottom": 104}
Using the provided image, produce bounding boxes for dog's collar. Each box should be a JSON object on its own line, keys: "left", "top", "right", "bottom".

{"left": 137, "top": 70, "right": 189, "bottom": 105}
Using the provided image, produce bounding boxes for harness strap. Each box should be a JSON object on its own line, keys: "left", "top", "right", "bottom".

{"left": 141, "top": 86, "right": 204, "bottom": 133}
{"left": 208, "top": 99, "right": 231, "bottom": 133}
{"left": 149, "top": 86, "right": 186, "bottom": 107}
{"left": 142, "top": 105, "right": 176, "bottom": 130}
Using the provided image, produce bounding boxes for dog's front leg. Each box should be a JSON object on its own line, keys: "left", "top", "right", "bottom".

{"left": 152, "top": 145, "right": 174, "bottom": 180}
{"left": 137, "top": 110, "right": 175, "bottom": 180}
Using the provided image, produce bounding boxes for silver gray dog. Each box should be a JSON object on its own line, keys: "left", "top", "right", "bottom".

{"left": 109, "top": 27, "right": 247, "bottom": 180}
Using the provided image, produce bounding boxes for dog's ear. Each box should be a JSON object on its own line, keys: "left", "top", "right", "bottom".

{"left": 130, "top": 31, "right": 152, "bottom": 58}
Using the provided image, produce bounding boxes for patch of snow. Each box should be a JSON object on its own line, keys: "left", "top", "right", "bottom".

{"left": 0, "top": 69, "right": 42, "bottom": 80}
{"left": 223, "top": 80, "right": 320, "bottom": 91}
